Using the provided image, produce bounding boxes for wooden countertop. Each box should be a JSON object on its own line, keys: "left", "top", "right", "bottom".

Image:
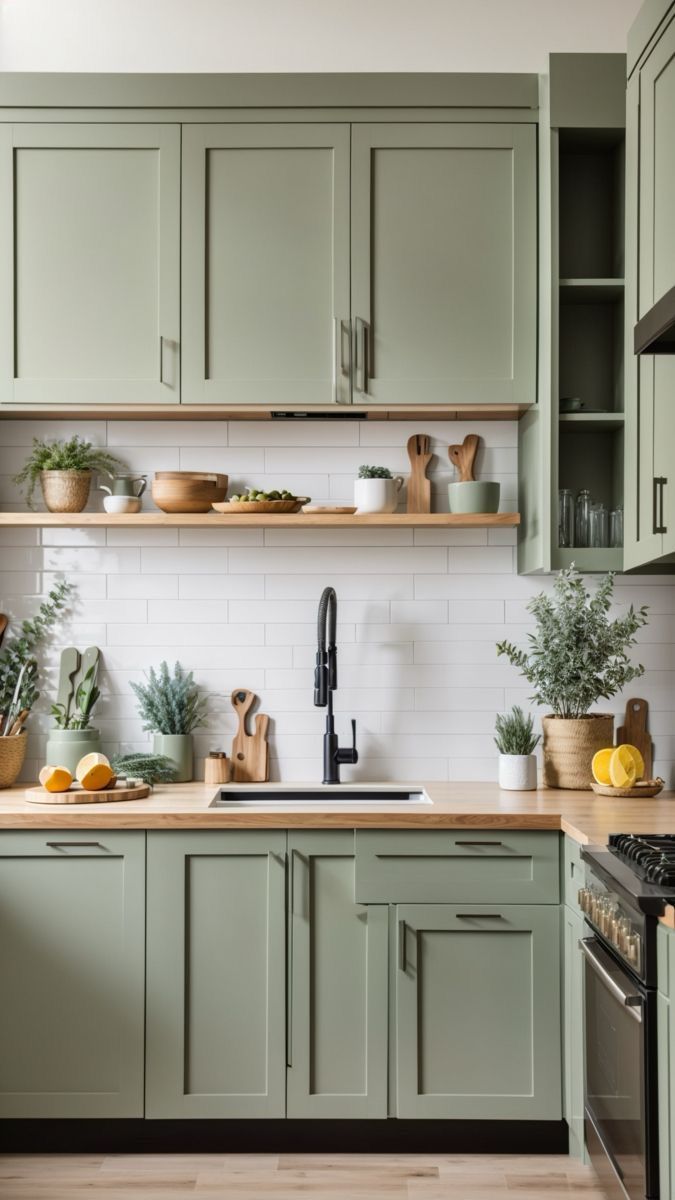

{"left": 0, "top": 780, "right": 674, "bottom": 846}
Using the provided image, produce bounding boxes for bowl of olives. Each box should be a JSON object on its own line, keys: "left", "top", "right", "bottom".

{"left": 212, "top": 489, "right": 310, "bottom": 514}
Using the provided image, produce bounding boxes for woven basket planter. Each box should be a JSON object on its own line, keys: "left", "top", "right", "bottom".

{"left": 0, "top": 730, "right": 28, "bottom": 788}
{"left": 542, "top": 714, "right": 614, "bottom": 790}
{"left": 40, "top": 470, "right": 92, "bottom": 513}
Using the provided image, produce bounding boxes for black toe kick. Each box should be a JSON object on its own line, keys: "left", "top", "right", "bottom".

{"left": 0, "top": 1119, "right": 569, "bottom": 1155}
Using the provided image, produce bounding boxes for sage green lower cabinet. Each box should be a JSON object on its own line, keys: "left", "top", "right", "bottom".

{"left": 287, "top": 832, "right": 388, "bottom": 1118}
{"left": 0, "top": 832, "right": 145, "bottom": 1118}
{"left": 394, "top": 904, "right": 562, "bottom": 1120}
{"left": 563, "top": 905, "right": 586, "bottom": 1159}
{"left": 145, "top": 831, "right": 287, "bottom": 1118}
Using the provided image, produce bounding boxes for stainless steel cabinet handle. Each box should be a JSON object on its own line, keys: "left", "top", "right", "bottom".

{"left": 46, "top": 841, "right": 105, "bottom": 850}
{"left": 579, "top": 938, "right": 643, "bottom": 1022}
{"left": 454, "top": 840, "right": 504, "bottom": 848}
{"left": 354, "top": 316, "right": 369, "bottom": 396}
{"left": 398, "top": 919, "right": 406, "bottom": 972}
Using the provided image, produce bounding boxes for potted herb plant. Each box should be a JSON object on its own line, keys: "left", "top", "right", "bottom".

{"left": 494, "top": 706, "right": 540, "bottom": 791}
{"left": 130, "top": 661, "right": 207, "bottom": 783}
{"left": 497, "top": 568, "right": 648, "bottom": 789}
{"left": 0, "top": 581, "right": 71, "bottom": 787}
{"left": 13, "top": 436, "right": 127, "bottom": 513}
{"left": 354, "top": 465, "right": 404, "bottom": 514}
{"left": 47, "top": 657, "right": 103, "bottom": 776}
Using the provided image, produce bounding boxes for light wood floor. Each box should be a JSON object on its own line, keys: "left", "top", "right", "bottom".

{"left": 0, "top": 1153, "right": 609, "bottom": 1198}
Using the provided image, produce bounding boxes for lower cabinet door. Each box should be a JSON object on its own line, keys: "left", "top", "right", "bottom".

{"left": 0, "top": 831, "right": 145, "bottom": 1118}
{"left": 287, "top": 832, "right": 388, "bottom": 1117}
{"left": 145, "top": 831, "right": 287, "bottom": 1118}
{"left": 395, "top": 904, "right": 561, "bottom": 1119}
{"left": 563, "top": 905, "right": 586, "bottom": 1158}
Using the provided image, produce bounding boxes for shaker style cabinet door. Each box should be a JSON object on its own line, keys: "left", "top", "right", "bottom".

{"left": 0, "top": 832, "right": 145, "bottom": 1118}
{"left": 394, "top": 904, "right": 561, "bottom": 1120}
{"left": 287, "top": 832, "right": 388, "bottom": 1118}
{"left": 145, "top": 832, "right": 287, "bottom": 1118}
{"left": 350, "top": 123, "right": 537, "bottom": 407}
{"left": 563, "top": 905, "right": 586, "bottom": 1159}
{"left": 181, "top": 124, "right": 350, "bottom": 406}
{"left": 0, "top": 124, "right": 180, "bottom": 405}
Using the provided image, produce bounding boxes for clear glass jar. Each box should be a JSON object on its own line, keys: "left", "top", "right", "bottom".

{"left": 610, "top": 506, "right": 624, "bottom": 548}
{"left": 589, "top": 504, "right": 609, "bottom": 548}
{"left": 575, "top": 490, "right": 592, "bottom": 548}
{"left": 558, "top": 488, "right": 574, "bottom": 547}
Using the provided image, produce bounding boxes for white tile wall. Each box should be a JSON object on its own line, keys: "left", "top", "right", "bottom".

{"left": 2, "top": 419, "right": 674, "bottom": 786}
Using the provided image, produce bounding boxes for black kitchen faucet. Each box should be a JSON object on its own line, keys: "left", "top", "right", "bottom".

{"left": 314, "top": 586, "right": 358, "bottom": 784}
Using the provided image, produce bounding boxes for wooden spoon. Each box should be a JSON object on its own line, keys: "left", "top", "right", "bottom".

{"left": 406, "top": 434, "right": 433, "bottom": 513}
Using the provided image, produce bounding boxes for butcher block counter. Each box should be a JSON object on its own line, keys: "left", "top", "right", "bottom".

{"left": 0, "top": 779, "right": 673, "bottom": 846}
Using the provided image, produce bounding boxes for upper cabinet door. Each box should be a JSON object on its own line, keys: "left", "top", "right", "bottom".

{"left": 0, "top": 124, "right": 180, "bottom": 406}
{"left": 182, "top": 124, "right": 350, "bottom": 406}
{"left": 638, "top": 16, "right": 675, "bottom": 317}
{"left": 351, "top": 123, "right": 537, "bottom": 406}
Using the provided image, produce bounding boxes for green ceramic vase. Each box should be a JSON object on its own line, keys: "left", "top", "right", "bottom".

{"left": 153, "top": 733, "right": 193, "bottom": 783}
{"left": 45, "top": 727, "right": 102, "bottom": 776}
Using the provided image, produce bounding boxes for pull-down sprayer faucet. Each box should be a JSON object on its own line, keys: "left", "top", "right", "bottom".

{"left": 314, "top": 586, "right": 358, "bottom": 784}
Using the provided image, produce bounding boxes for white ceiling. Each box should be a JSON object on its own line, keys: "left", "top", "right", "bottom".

{"left": 0, "top": 0, "right": 644, "bottom": 73}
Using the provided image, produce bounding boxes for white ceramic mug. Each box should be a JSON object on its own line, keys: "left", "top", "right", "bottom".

{"left": 103, "top": 495, "right": 142, "bottom": 514}
{"left": 354, "top": 477, "right": 404, "bottom": 514}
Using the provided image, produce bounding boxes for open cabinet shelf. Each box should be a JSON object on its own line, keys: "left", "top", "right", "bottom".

{"left": 0, "top": 512, "right": 520, "bottom": 529}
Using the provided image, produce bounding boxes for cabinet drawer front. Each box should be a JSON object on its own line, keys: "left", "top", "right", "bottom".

{"left": 563, "top": 836, "right": 585, "bottom": 913}
{"left": 355, "top": 831, "right": 559, "bottom": 904}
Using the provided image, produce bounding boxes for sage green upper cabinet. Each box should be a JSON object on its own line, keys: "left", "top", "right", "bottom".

{"left": 181, "top": 124, "right": 350, "bottom": 406}
{"left": 350, "top": 123, "right": 537, "bottom": 407}
{"left": 0, "top": 832, "right": 145, "bottom": 1118}
{"left": 395, "top": 904, "right": 561, "bottom": 1120}
{"left": 287, "top": 833, "right": 388, "bottom": 1118}
{"left": 145, "top": 831, "right": 287, "bottom": 1118}
{"left": 0, "top": 124, "right": 180, "bottom": 406}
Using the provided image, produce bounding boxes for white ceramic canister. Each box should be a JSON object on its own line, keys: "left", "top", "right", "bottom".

{"left": 354, "top": 476, "right": 404, "bottom": 514}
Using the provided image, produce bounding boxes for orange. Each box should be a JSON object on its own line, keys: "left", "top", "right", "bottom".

{"left": 609, "top": 745, "right": 638, "bottom": 789}
{"left": 591, "top": 747, "right": 614, "bottom": 786}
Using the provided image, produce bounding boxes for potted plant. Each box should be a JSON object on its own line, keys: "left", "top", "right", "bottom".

{"left": 130, "top": 661, "right": 207, "bottom": 783}
{"left": 0, "top": 581, "right": 71, "bottom": 787}
{"left": 13, "top": 436, "right": 127, "bottom": 512}
{"left": 47, "top": 658, "right": 103, "bottom": 775}
{"left": 494, "top": 706, "right": 540, "bottom": 791}
{"left": 497, "top": 567, "right": 648, "bottom": 789}
{"left": 354, "top": 465, "right": 405, "bottom": 514}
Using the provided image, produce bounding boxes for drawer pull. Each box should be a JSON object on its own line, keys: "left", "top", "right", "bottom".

{"left": 457, "top": 913, "right": 504, "bottom": 920}
{"left": 454, "top": 840, "right": 504, "bottom": 848}
{"left": 398, "top": 919, "right": 407, "bottom": 972}
{"left": 46, "top": 841, "right": 105, "bottom": 850}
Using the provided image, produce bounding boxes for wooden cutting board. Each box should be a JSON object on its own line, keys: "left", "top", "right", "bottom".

{"left": 616, "top": 698, "right": 653, "bottom": 778}
{"left": 231, "top": 689, "right": 270, "bottom": 783}
{"left": 406, "top": 434, "right": 432, "bottom": 513}
{"left": 448, "top": 433, "right": 480, "bottom": 481}
{"left": 25, "top": 781, "right": 150, "bottom": 805}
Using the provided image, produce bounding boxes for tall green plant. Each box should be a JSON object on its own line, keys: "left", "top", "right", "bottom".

{"left": 0, "top": 581, "right": 72, "bottom": 716}
{"left": 496, "top": 567, "right": 648, "bottom": 720}
{"left": 130, "top": 661, "right": 207, "bottom": 735}
{"left": 13, "top": 436, "right": 126, "bottom": 508}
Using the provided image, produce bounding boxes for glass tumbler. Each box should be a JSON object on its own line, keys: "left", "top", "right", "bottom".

{"left": 575, "top": 490, "right": 592, "bottom": 548}
{"left": 589, "top": 504, "right": 609, "bottom": 548}
{"left": 558, "top": 489, "right": 574, "bottom": 547}
{"left": 610, "top": 506, "right": 624, "bottom": 548}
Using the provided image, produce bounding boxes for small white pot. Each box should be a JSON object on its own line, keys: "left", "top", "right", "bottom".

{"left": 103, "top": 495, "right": 142, "bottom": 514}
{"left": 498, "top": 754, "right": 538, "bottom": 791}
{"left": 354, "top": 476, "right": 404, "bottom": 514}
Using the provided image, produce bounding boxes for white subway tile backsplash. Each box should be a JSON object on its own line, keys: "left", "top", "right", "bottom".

{"left": 2, "top": 417, "right": 674, "bottom": 787}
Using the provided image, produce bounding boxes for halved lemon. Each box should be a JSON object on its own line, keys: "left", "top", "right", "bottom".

{"left": 620, "top": 743, "right": 645, "bottom": 781}
{"left": 609, "top": 745, "right": 638, "bottom": 789}
{"left": 591, "top": 747, "right": 614, "bottom": 786}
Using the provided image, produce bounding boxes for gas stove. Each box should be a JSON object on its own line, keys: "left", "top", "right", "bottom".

{"left": 610, "top": 833, "right": 675, "bottom": 887}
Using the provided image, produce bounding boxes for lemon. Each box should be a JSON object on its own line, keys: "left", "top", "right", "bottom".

{"left": 592, "top": 747, "right": 614, "bottom": 786}
{"left": 609, "top": 745, "right": 638, "bottom": 789}
{"left": 620, "top": 743, "right": 645, "bottom": 781}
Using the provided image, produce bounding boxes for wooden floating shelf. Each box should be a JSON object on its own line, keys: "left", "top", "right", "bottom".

{"left": 0, "top": 403, "right": 531, "bottom": 422}
{"left": 0, "top": 511, "right": 520, "bottom": 529}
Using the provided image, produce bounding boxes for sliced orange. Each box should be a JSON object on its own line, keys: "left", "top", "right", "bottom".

{"left": 609, "top": 745, "right": 638, "bottom": 789}
{"left": 620, "top": 744, "right": 645, "bottom": 782}
{"left": 592, "top": 747, "right": 614, "bottom": 786}
{"left": 39, "top": 764, "right": 73, "bottom": 793}
{"left": 76, "top": 752, "right": 113, "bottom": 791}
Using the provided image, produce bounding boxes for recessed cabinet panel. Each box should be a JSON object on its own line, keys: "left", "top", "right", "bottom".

{"left": 145, "top": 832, "right": 287, "bottom": 1118}
{"left": 351, "top": 123, "right": 536, "bottom": 406}
{"left": 0, "top": 833, "right": 145, "bottom": 1118}
{"left": 395, "top": 904, "right": 561, "bottom": 1120}
{"left": 0, "top": 124, "right": 180, "bottom": 405}
{"left": 182, "top": 124, "right": 350, "bottom": 405}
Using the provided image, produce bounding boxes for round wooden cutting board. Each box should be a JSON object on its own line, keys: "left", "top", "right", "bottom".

{"left": 25, "top": 780, "right": 151, "bottom": 805}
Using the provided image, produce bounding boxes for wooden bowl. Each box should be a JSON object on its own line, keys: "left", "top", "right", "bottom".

{"left": 152, "top": 472, "right": 228, "bottom": 513}
{"left": 590, "top": 778, "right": 665, "bottom": 799}
{"left": 212, "top": 497, "right": 310, "bottom": 514}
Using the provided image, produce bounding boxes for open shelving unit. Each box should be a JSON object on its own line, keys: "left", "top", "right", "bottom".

{"left": 0, "top": 512, "right": 520, "bottom": 529}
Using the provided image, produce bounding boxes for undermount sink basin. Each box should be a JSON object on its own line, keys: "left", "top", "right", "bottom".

{"left": 210, "top": 786, "right": 431, "bottom": 808}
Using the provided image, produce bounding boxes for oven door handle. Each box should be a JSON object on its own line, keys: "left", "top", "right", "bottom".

{"left": 579, "top": 938, "right": 643, "bottom": 1023}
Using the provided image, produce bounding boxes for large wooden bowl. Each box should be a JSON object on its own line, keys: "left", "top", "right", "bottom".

{"left": 152, "top": 472, "right": 228, "bottom": 513}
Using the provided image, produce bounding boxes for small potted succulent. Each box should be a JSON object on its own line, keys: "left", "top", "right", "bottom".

{"left": 0, "top": 582, "right": 71, "bottom": 787}
{"left": 130, "top": 661, "right": 207, "bottom": 783}
{"left": 14, "top": 436, "right": 127, "bottom": 513}
{"left": 354, "top": 465, "right": 404, "bottom": 514}
{"left": 497, "top": 568, "right": 648, "bottom": 789}
{"left": 47, "top": 657, "right": 103, "bottom": 776}
{"left": 494, "top": 706, "right": 540, "bottom": 791}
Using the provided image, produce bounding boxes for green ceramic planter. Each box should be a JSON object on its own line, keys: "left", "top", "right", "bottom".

{"left": 45, "top": 727, "right": 102, "bottom": 776}
{"left": 153, "top": 733, "right": 193, "bottom": 783}
{"left": 448, "top": 480, "right": 501, "bottom": 514}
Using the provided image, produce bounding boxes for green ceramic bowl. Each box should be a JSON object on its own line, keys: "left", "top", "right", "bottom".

{"left": 447, "top": 481, "right": 500, "bottom": 514}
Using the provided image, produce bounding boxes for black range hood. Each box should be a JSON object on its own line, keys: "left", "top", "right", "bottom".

{"left": 634, "top": 284, "right": 675, "bottom": 354}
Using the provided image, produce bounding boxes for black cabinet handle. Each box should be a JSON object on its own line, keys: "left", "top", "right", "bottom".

{"left": 454, "top": 840, "right": 503, "bottom": 848}
{"left": 654, "top": 476, "right": 667, "bottom": 534}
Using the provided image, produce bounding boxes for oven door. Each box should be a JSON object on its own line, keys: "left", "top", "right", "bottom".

{"left": 581, "top": 935, "right": 657, "bottom": 1200}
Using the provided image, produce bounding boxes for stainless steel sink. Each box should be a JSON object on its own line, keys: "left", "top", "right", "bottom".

{"left": 210, "top": 786, "right": 431, "bottom": 807}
